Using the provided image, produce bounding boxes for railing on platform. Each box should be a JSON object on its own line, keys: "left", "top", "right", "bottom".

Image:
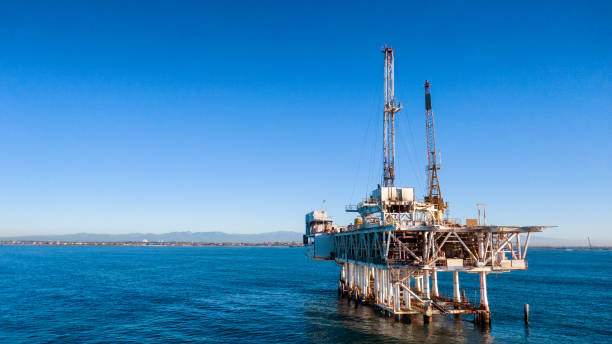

{"left": 345, "top": 205, "right": 358, "bottom": 211}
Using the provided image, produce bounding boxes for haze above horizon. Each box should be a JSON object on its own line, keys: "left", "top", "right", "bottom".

{"left": 0, "top": 1, "right": 610, "bottom": 242}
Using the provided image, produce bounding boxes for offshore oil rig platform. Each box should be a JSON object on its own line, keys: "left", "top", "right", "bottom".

{"left": 305, "top": 46, "right": 550, "bottom": 325}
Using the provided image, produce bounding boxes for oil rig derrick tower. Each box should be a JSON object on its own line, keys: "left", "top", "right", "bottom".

{"left": 383, "top": 46, "right": 401, "bottom": 187}
{"left": 304, "top": 46, "right": 551, "bottom": 326}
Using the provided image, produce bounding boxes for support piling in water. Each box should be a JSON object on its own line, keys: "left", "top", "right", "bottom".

{"left": 336, "top": 263, "right": 498, "bottom": 326}
{"left": 432, "top": 269, "right": 439, "bottom": 298}
{"left": 453, "top": 270, "right": 461, "bottom": 303}
{"left": 479, "top": 272, "right": 489, "bottom": 312}
{"left": 424, "top": 269, "right": 430, "bottom": 299}
{"left": 423, "top": 306, "right": 433, "bottom": 324}
{"left": 524, "top": 304, "right": 529, "bottom": 326}
{"left": 477, "top": 271, "right": 491, "bottom": 326}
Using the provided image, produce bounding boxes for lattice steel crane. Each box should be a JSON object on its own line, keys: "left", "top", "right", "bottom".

{"left": 424, "top": 80, "right": 446, "bottom": 218}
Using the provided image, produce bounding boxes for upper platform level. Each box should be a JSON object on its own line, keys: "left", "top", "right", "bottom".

{"left": 305, "top": 206, "right": 551, "bottom": 272}
{"left": 346, "top": 186, "right": 415, "bottom": 215}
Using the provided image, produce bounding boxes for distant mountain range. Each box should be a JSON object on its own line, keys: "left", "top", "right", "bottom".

{"left": 529, "top": 235, "right": 600, "bottom": 247}
{"left": 0, "top": 231, "right": 303, "bottom": 244}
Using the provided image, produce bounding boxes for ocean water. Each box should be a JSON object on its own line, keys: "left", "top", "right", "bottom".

{"left": 0, "top": 246, "right": 610, "bottom": 343}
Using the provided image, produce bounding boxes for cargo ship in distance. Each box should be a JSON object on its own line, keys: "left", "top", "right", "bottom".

{"left": 304, "top": 46, "right": 551, "bottom": 325}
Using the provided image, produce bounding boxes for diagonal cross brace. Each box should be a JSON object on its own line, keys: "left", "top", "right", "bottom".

{"left": 389, "top": 232, "right": 423, "bottom": 262}
{"left": 485, "top": 233, "right": 517, "bottom": 265}
{"left": 452, "top": 232, "right": 478, "bottom": 262}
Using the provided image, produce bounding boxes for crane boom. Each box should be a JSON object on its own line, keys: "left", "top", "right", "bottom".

{"left": 424, "top": 80, "right": 446, "bottom": 217}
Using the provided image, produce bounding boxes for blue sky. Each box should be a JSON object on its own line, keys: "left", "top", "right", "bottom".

{"left": 0, "top": 1, "right": 610, "bottom": 241}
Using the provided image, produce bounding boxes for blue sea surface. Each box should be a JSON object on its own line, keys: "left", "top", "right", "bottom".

{"left": 0, "top": 246, "right": 610, "bottom": 343}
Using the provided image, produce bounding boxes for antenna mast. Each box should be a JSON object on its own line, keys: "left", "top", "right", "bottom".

{"left": 383, "top": 46, "right": 401, "bottom": 187}
{"left": 424, "top": 80, "right": 446, "bottom": 216}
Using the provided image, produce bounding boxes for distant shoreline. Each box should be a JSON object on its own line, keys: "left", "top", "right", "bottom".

{"left": 0, "top": 241, "right": 610, "bottom": 250}
{"left": 0, "top": 240, "right": 304, "bottom": 247}
{"left": 528, "top": 246, "right": 611, "bottom": 250}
